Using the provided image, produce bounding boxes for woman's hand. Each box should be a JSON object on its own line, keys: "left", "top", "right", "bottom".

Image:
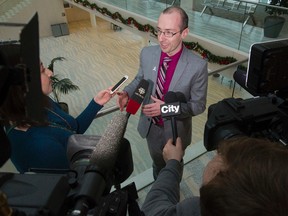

{"left": 94, "top": 87, "right": 115, "bottom": 105}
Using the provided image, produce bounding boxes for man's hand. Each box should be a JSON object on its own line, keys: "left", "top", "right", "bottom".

{"left": 163, "top": 137, "right": 184, "bottom": 162}
{"left": 142, "top": 95, "right": 164, "bottom": 117}
{"left": 117, "top": 91, "right": 129, "bottom": 111}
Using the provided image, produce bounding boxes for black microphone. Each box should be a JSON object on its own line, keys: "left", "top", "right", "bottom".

{"left": 175, "top": 91, "right": 187, "bottom": 103}
{"left": 161, "top": 91, "right": 182, "bottom": 145}
{"left": 126, "top": 79, "right": 149, "bottom": 117}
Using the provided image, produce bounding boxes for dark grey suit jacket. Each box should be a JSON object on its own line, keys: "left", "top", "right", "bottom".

{"left": 123, "top": 45, "right": 208, "bottom": 148}
{"left": 141, "top": 160, "right": 201, "bottom": 216}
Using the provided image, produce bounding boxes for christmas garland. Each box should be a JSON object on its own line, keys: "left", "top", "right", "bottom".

{"left": 73, "top": 0, "right": 237, "bottom": 65}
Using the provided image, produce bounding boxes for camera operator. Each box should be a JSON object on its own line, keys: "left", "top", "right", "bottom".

{"left": 0, "top": 43, "right": 115, "bottom": 173}
{"left": 141, "top": 136, "right": 288, "bottom": 216}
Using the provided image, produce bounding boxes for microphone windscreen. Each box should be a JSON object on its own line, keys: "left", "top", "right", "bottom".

{"left": 126, "top": 99, "right": 141, "bottom": 115}
{"left": 126, "top": 79, "right": 149, "bottom": 115}
{"left": 90, "top": 113, "right": 128, "bottom": 171}
{"left": 164, "top": 91, "right": 178, "bottom": 103}
{"left": 175, "top": 92, "right": 187, "bottom": 103}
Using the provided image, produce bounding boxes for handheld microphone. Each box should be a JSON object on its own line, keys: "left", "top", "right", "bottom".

{"left": 126, "top": 79, "right": 149, "bottom": 116}
{"left": 161, "top": 91, "right": 182, "bottom": 145}
{"left": 175, "top": 91, "right": 187, "bottom": 103}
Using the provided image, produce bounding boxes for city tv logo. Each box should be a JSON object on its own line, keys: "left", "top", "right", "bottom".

{"left": 160, "top": 102, "right": 181, "bottom": 117}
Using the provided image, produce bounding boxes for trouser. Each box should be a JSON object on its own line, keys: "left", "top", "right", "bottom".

{"left": 146, "top": 123, "right": 184, "bottom": 180}
{"left": 146, "top": 123, "right": 166, "bottom": 180}
{"left": 146, "top": 124, "right": 186, "bottom": 180}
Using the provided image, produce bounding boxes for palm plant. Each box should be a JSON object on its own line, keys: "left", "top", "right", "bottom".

{"left": 48, "top": 57, "right": 80, "bottom": 103}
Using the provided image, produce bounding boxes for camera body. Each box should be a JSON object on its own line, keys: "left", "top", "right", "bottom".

{"left": 0, "top": 136, "right": 136, "bottom": 216}
{"left": 0, "top": 170, "right": 137, "bottom": 216}
{"left": 204, "top": 39, "right": 288, "bottom": 151}
{"left": 204, "top": 95, "right": 288, "bottom": 151}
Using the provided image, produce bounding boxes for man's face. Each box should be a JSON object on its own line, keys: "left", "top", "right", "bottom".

{"left": 157, "top": 11, "right": 188, "bottom": 56}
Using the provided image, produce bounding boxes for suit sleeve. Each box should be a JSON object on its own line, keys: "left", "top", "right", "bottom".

{"left": 75, "top": 99, "right": 103, "bottom": 134}
{"left": 186, "top": 59, "right": 208, "bottom": 117}
{"left": 178, "top": 53, "right": 208, "bottom": 119}
{"left": 123, "top": 48, "right": 146, "bottom": 97}
{"left": 141, "top": 160, "right": 201, "bottom": 216}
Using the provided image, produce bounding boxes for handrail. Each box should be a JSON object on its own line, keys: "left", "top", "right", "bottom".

{"left": 95, "top": 105, "right": 120, "bottom": 118}
{"left": 208, "top": 58, "right": 248, "bottom": 76}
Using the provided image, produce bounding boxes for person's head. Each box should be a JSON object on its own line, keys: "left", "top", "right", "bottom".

{"left": 0, "top": 43, "right": 52, "bottom": 127}
{"left": 200, "top": 136, "right": 288, "bottom": 216}
{"left": 40, "top": 61, "right": 53, "bottom": 95}
{"left": 157, "top": 6, "right": 189, "bottom": 56}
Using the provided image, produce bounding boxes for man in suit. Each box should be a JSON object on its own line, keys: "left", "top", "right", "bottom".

{"left": 117, "top": 6, "right": 208, "bottom": 179}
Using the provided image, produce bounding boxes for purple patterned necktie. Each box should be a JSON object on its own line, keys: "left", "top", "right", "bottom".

{"left": 153, "top": 57, "right": 171, "bottom": 124}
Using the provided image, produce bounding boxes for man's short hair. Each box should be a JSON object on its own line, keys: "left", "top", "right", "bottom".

{"left": 162, "top": 6, "right": 188, "bottom": 31}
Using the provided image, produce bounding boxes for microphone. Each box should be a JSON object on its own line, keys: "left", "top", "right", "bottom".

{"left": 69, "top": 113, "right": 129, "bottom": 215}
{"left": 161, "top": 91, "right": 182, "bottom": 145}
{"left": 126, "top": 79, "right": 149, "bottom": 116}
{"left": 175, "top": 91, "right": 187, "bottom": 103}
{"left": 89, "top": 112, "right": 128, "bottom": 171}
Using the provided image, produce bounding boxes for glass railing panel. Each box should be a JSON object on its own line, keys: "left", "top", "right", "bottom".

{"left": 92, "top": 0, "right": 288, "bottom": 53}
{"left": 187, "top": 0, "right": 288, "bottom": 52}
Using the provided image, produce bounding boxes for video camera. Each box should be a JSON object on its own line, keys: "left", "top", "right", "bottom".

{"left": 0, "top": 135, "right": 137, "bottom": 216}
{"left": 0, "top": 14, "right": 141, "bottom": 216}
{"left": 204, "top": 39, "right": 288, "bottom": 151}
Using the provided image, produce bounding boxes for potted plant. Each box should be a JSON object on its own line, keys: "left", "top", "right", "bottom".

{"left": 48, "top": 57, "right": 80, "bottom": 113}
{"left": 264, "top": 0, "right": 288, "bottom": 38}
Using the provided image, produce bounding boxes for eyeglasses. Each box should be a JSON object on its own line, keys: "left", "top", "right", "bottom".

{"left": 155, "top": 29, "right": 182, "bottom": 38}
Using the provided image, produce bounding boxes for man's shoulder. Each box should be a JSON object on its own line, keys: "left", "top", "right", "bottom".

{"left": 142, "top": 45, "right": 160, "bottom": 52}
{"left": 182, "top": 46, "right": 207, "bottom": 64}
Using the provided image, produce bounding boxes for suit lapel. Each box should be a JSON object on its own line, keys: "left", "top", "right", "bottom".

{"left": 150, "top": 47, "right": 162, "bottom": 93}
{"left": 169, "top": 47, "right": 189, "bottom": 91}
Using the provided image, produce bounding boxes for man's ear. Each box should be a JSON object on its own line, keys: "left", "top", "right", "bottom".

{"left": 181, "top": 28, "right": 189, "bottom": 39}
{"left": 202, "top": 154, "right": 224, "bottom": 185}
